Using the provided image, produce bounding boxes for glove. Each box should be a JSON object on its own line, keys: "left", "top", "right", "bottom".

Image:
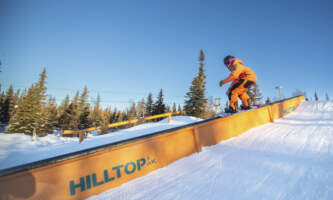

{"left": 219, "top": 81, "right": 225, "bottom": 87}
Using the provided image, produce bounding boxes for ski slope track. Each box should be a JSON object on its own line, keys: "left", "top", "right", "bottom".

{"left": 88, "top": 101, "right": 333, "bottom": 200}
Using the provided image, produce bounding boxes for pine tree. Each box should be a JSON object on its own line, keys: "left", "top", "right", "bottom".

{"left": 165, "top": 105, "right": 171, "bottom": 113}
{"left": 0, "top": 90, "right": 4, "bottom": 123}
{"left": 90, "top": 94, "right": 102, "bottom": 127}
{"left": 204, "top": 97, "right": 215, "bottom": 119}
{"left": 145, "top": 93, "right": 153, "bottom": 116}
{"left": 314, "top": 91, "right": 319, "bottom": 101}
{"left": 110, "top": 108, "right": 119, "bottom": 123}
{"left": 7, "top": 69, "right": 48, "bottom": 136}
{"left": 184, "top": 49, "right": 207, "bottom": 118}
{"left": 153, "top": 89, "right": 166, "bottom": 115}
{"left": 102, "top": 107, "right": 112, "bottom": 125}
{"left": 79, "top": 105, "right": 90, "bottom": 130}
{"left": 137, "top": 99, "right": 145, "bottom": 118}
{"left": 172, "top": 103, "right": 177, "bottom": 113}
{"left": 42, "top": 96, "right": 58, "bottom": 133}
{"left": 177, "top": 104, "right": 182, "bottom": 114}
{"left": 265, "top": 97, "right": 271, "bottom": 105}
{"left": 79, "top": 87, "right": 89, "bottom": 114}
{"left": 325, "top": 93, "right": 330, "bottom": 101}
{"left": 2, "top": 85, "right": 15, "bottom": 123}
{"left": 247, "top": 84, "right": 263, "bottom": 105}
{"left": 57, "top": 96, "right": 70, "bottom": 130}
{"left": 59, "top": 92, "right": 80, "bottom": 130}
{"left": 128, "top": 102, "right": 137, "bottom": 120}
{"left": 99, "top": 107, "right": 112, "bottom": 135}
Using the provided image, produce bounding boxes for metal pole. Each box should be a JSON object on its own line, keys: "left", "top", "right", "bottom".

{"left": 214, "top": 98, "right": 221, "bottom": 114}
{"left": 275, "top": 86, "right": 283, "bottom": 100}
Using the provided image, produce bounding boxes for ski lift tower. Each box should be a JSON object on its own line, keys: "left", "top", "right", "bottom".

{"left": 275, "top": 86, "right": 283, "bottom": 100}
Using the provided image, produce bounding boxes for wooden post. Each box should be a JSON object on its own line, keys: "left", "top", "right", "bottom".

{"left": 79, "top": 131, "right": 84, "bottom": 143}
{"left": 168, "top": 113, "right": 172, "bottom": 123}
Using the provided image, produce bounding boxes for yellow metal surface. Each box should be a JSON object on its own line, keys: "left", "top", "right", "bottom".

{"left": 64, "top": 112, "right": 180, "bottom": 135}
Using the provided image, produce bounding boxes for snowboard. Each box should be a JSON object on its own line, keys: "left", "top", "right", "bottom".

{"left": 215, "top": 105, "right": 261, "bottom": 118}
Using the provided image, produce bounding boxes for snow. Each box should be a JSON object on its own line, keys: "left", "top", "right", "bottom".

{"left": 86, "top": 101, "right": 333, "bottom": 200}
{"left": 0, "top": 116, "right": 202, "bottom": 170}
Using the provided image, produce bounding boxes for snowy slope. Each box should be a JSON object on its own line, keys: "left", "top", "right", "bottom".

{"left": 87, "top": 101, "right": 333, "bottom": 200}
{"left": 0, "top": 116, "right": 202, "bottom": 170}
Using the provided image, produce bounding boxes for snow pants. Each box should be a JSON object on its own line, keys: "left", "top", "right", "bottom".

{"left": 228, "top": 79, "right": 256, "bottom": 110}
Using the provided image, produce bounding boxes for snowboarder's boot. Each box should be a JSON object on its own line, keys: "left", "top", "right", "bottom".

{"left": 224, "top": 106, "right": 237, "bottom": 113}
{"left": 240, "top": 104, "right": 251, "bottom": 110}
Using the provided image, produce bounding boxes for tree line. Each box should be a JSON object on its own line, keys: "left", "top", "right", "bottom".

{"left": 0, "top": 69, "right": 183, "bottom": 136}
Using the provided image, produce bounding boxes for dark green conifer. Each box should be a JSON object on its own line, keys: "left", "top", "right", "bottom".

{"left": 90, "top": 94, "right": 102, "bottom": 127}
{"left": 172, "top": 103, "right": 177, "bottom": 113}
{"left": 153, "top": 89, "right": 166, "bottom": 115}
{"left": 145, "top": 93, "right": 153, "bottom": 116}
{"left": 184, "top": 49, "right": 207, "bottom": 118}
{"left": 128, "top": 102, "right": 137, "bottom": 120}
{"left": 137, "top": 99, "right": 145, "bottom": 118}
{"left": 7, "top": 69, "right": 47, "bottom": 136}
{"left": 2, "top": 85, "right": 15, "bottom": 123}
{"left": 314, "top": 91, "right": 319, "bottom": 101}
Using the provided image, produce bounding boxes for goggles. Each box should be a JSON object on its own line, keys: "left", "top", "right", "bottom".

{"left": 224, "top": 58, "right": 236, "bottom": 68}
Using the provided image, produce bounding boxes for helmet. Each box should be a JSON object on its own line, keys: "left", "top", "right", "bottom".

{"left": 224, "top": 55, "right": 235, "bottom": 67}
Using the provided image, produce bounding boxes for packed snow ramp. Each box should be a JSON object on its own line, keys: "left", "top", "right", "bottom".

{"left": 0, "top": 96, "right": 305, "bottom": 200}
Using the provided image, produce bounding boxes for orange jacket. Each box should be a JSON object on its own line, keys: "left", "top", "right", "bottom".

{"left": 222, "top": 59, "right": 257, "bottom": 84}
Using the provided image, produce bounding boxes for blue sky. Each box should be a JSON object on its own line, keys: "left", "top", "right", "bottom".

{"left": 1, "top": 0, "right": 332, "bottom": 109}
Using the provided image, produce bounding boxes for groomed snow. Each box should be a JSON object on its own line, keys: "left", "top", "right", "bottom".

{"left": 0, "top": 116, "right": 202, "bottom": 170}
{"left": 87, "top": 101, "right": 333, "bottom": 200}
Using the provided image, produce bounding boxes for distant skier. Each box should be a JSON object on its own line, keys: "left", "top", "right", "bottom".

{"left": 219, "top": 55, "right": 257, "bottom": 113}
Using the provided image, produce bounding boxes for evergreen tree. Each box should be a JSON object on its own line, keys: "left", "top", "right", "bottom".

{"left": 59, "top": 92, "right": 80, "bottom": 130}
{"left": 79, "top": 87, "right": 89, "bottom": 114}
{"left": 128, "top": 102, "right": 137, "bottom": 120}
{"left": 265, "top": 97, "right": 271, "bottom": 105}
{"left": 69, "top": 92, "right": 80, "bottom": 129}
{"left": 0, "top": 90, "right": 3, "bottom": 123}
{"left": 153, "top": 89, "right": 166, "bottom": 115}
{"left": 177, "top": 104, "right": 182, "bottom": 114}
{"left": 110, "top": 108, "right": 119, "bottom": 123}
{"left": 90, "top": 94, "right": 102, "bottom": 127}
{"left": 99, "top": 107, "right": 112, "bottom": 135}
{"left": 42, "top": 96, "right": 58, "bottom": 133}
{"left": 145, "top": 93, "right": 153, "bottom": 116}
{"left": 79, "top": 105, "right": 90, "bottom": 130}
{"left": 117, "top": 111, "right": 126, "bottom": 122}
{"left": 172, "top": 103, "right": 177, "bottom": 113}
{"left": 102, "top": 107, "right": 112, "bottom": 125}
{"left": 58, "top": 95, "right": 69, "bottom": 117}
{"left": 184, "top": 49, "right": 207, "bottom": 118}
{"left": 165, "top": 105, "right": 171, "bottom": 113}
{"left": 204, "top": 97, "right": 215, "bottom": 119}
{"left": 314, "top": 91, "right": 319, "bottom": 101}
{"left": 1, "top": 85, "right": 15, "bottom": 123}
{"left": 57, "top": 95, "right": 70, "bottom": 130}
{"left": 137, "top": 99, "right": 145, "bottom": 118}
{"left": 7, "top": 69, "right": 48, "bottom": 136}
{"left": 247, "top": 84, "right": 263, "bottom": 105}
{"left": 325, "top": 93, "right": 330, "bottom": 101}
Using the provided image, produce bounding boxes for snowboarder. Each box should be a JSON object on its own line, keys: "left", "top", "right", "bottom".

{"left": 219, "top": 55, "right": 257, "bottom": 113}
